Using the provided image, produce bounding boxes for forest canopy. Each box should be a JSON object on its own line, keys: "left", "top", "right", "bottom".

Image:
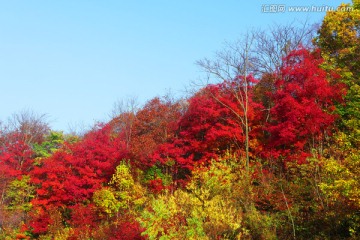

{"left": 0, "top": 2, "right": 359, "bottom": 239}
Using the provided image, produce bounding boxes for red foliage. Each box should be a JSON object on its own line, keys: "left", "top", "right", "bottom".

{"left": 130, "top": 97, "right": 181, "bottom": 167}
{"left": 265, "top": 48, "right": 343, "bottom": 163}
{"left": 68, "top": 203, "right": 98, "bottom": 228}
{"left": 28, "top": 207, "right": 52, "bottom": 234}
{"left": 152, "top": 77, "right": 263, "bottom": 177}
{"left": 30, "top": 124, "right": 127, "bottom": 209}
{"left": 152, "top": 88, "right": 239, "bottom": 171}
{"left": 0, "top": 132, "right": 34, "bottom": 176}
{"left": 108, "top": 220, "right": 145, "bottom": 240}
{"left": 148, "top": 178, "right": 166, "bottom": 194}
{"left": 0, "top": 132, "right": 34, "bottom": 203}
{"left": 67, "top": 204, "right": 99, "bottom": 239}
{"left": 28, "top": 124, "right": 129, "bottom": 234}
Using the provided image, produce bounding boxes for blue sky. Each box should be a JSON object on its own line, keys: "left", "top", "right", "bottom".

{"left": 0, "top": 0, "right": 348, "bottom": 131}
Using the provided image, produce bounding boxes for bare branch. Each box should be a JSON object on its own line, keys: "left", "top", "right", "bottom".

{"left": 4, "top": 109, "right": 50, "bottom": 145}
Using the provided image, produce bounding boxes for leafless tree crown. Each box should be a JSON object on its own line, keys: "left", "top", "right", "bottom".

{"left": 197, "top": 21, "right": 317, "bottom": 82}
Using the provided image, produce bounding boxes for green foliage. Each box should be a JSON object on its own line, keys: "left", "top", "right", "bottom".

{"left": 316, "top": 1, "right": 360, "bottom": 150}
{"left": 5, "top": 175, "right": 35, "bottom": 212}
{"left": 320, "top": 154, "right": 360, "bottom": 207}
{"left": 110, "top": 161, "right": 146, "bottom": 210}
{"left": 93, "top": 188, "right": 121, "bottom": 216}
{"left": 279, "top": 158, "right": 327, "bottom": 238}
{"left": 139, "top": 194, "right": 183, "bottom": 240}
{"left": 139, "top": 156, "right": 277, "bottom": 239}
{"left": 110, "top": 161, "right": 135, "bottom": 193}
{"left": 144, "top": 165, "right": 172, "bottom": 186}
{"left": 93, "top": 161, "right": 147, "bottom": 217}
{"left": 313, "top": 8, "right": 360, "bottom": 236}
{"left": 184, "top": 160, "right": 244, "bottom": 239}
{"left": 342, "top": 83, "right": 360, "bottom": 147}
{"left": 32, "top": 131, "right": 65, "bottom": 167}
{"left": 319, "top": 152, "right": 360, "bottom": 238}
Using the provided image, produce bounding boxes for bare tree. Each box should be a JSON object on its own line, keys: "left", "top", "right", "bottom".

{"left": 109, "top": 97, "right": 139, "bottom": 120}
{"left": 109, "top": 97, "right": 139, "bottom": 150}
{"left": 2, "top": 110, "right": 50, "bottom": 146}
{"left": 252, "top": 21, "right": 317, "bottom": 76}
{"left": 197, "top": 32, "right": 255, "bottom": 171}
{"left": 67, "top": 121, "right": 90, "bottom": 137}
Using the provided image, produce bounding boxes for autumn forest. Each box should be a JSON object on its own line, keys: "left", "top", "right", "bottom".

{"left": 1, "top": 2, "right": 360, "bottom": 239}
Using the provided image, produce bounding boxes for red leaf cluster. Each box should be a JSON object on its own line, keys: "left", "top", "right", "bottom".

{"left": 265, "top": 48, "right": 344, "bottom": 163}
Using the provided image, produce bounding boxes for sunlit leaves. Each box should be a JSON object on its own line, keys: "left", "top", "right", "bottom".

{"left": 139, "top": 156, "right": 263, "bottom": 239}
{"left": 316, "top": 1, "right": 360, "bottom": 150}
{"left": 93, "top": 188, "right": 120, "bottom": 216}
{"left": 265, "top": 48, "right": 343, "bottom": 163}
{"left": 320, "top": 153, "right": 360, "bottom": 208}
{"left": 5, "top": 175, "right": 34, "bottom": 212}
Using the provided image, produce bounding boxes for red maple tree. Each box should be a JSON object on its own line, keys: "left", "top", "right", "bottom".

{"left": 29, "top": 124, "right": 127, "bottom": 233}
{"left": 265, "top": 48, "right": 343, "bottom": 163}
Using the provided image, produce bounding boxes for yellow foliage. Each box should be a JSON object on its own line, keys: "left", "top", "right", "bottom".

{"left": 93, "top": 188, "right": 120, "bottom": 216}
{"left": 93, "top": 161, "right": 147, "bottom": 217}
{"left": 320, "top": 153, "right": 360, "bottom": 208}
{"left": 139, "top": 157, "right": 260, "bottom": 239}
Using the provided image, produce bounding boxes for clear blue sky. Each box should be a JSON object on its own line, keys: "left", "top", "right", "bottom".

{"left": 0, "top": 0, "right": 347, "bottom": 131}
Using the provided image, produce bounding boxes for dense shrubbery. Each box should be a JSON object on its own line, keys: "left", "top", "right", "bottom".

{"left": 0, "top": 2, "right": 359, "bottom": 239}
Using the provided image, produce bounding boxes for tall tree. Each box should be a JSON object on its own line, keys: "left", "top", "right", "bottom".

{"left": 109, "top": 97, "right": 139, "bottom": 150}
{"left": 196, "top": 22, "right": 314, "bottom": 169}
{"left": 252, "top": 21, "right": 316, "bottom": 75}
{"left": 265, "top": 48, "right": 343, "bottom": 163}
{"left": 315, "top": 1, "right": 360, "bottom": 150}
{"left": 197, "top": 33, "right": 257, "bottom": 170}
{"left": 314, "top": 3, "right": 360, "bottom": 237}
